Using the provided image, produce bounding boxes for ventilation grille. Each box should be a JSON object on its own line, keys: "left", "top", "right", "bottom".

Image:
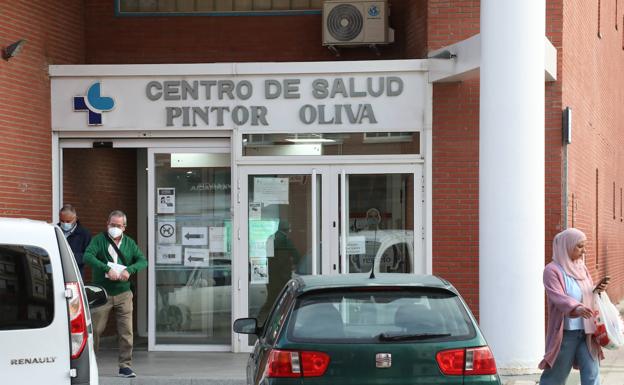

{"left": 326, "top": 4, "right": 364, "bottom": 41}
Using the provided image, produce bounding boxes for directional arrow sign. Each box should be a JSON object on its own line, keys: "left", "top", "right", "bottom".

{"left": 184, "top": 248, "right": 210, "bottom": 267}
{"left": 182, "top": 227, "right": 208, "bottom": 245}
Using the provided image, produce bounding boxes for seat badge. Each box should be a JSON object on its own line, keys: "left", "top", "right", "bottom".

{"left": 375, "top": 353, "right": 392, "bottom": 368}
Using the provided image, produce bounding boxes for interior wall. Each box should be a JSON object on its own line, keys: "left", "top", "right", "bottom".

{"left": 62, "top": 148, "right": 138, "bottom": 240}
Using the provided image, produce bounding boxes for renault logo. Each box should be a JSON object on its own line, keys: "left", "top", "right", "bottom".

{"left": 375, "top": 353, "right": 392, "bottom": 368}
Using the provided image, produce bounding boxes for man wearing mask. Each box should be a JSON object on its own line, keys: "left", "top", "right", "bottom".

{"left": 84, "top": 210, "right": 147, "bottom": 378}
{"left": 58, "top": 204, "right": 91, "bottom": 276}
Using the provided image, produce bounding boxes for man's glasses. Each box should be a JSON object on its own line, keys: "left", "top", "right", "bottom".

{"left": 108, "top": 223, "right": 125, "bottom": 229}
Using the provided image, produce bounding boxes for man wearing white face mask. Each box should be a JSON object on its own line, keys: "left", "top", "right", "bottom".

{"left": 57, "top": 204, "right": 91, "bottom": 276}
{"left": 84, "top": 210, "right": 147, "bottom": 378}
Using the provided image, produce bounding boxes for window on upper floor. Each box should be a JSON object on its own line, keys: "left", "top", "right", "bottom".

{"left": 118, "top": 0, "right": 323, "bottom": 14}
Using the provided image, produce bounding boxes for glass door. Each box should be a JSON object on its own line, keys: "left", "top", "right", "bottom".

{"left": 148, "top": 149, "right": 232, "bottom": 351}
{"left": 237, "top": 163, "right": 422, "bottom": 351}
{"left": 239, "top": 166, "right": 326, "bottom": 328}
{"left": 329, "top": 165, "right": 423, "bottom": 275}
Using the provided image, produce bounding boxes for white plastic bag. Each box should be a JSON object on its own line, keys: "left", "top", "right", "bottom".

{"left": 593, "top": 292, "right": 624, "bottom": 350}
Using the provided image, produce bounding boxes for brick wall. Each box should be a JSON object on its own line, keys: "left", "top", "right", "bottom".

{"left": 545, "top": 0, "right": 564, "bottom": 271}
{"left": 425, "top": 0, "right": 624, "bottom": 315}
{"left": 0, "top": 1, "right": 85, "bottom": 220}
{"left": 428, "top": 1, "right": 481, "bottom": 317}
{"left": 404, "top": 0, "right": 428, "bottom": 58}
{"left": 563, "top": 0, "right": 624, "bottom": 301}
{"left": 83, "top": 0, "right": 415, "bottom": 64}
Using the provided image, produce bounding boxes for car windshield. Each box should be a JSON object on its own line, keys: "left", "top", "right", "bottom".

{"left": 288, "top": 288, "right": 475, "bottom": 343}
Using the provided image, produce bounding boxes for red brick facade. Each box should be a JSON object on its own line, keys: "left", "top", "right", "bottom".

{"left": 428, "top": 1, "right": 482, "bottom": 315}
{"left": 562, "top": 0, "right": 624, "bottom": 300}
{"left": 0, "top": 1, "right": 85, "bottom": 220}
{"left": 1, "top": 0, "right": 623, "bottom": 315}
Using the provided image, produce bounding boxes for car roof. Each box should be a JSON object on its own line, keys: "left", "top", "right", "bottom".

{"left": 0, "top": 217, "right": 56, "bottom": 245}
{"left": 292, "top": 273, "right": 457, "bottom": 295}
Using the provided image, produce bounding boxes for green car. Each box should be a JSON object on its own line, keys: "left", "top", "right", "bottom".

{"left": 234, "top": 273, "right": 501, "bottom": 385}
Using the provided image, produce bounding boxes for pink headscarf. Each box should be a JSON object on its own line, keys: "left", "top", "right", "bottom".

{"left": 551, "top": 228, "right": 596, "bottom": 334}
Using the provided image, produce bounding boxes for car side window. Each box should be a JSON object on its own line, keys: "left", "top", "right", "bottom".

{"left": 0, "top": 244, "right": 55, "bottom": 330}
{"left": 263, "top": 285, "right": 295, "bottom": 346}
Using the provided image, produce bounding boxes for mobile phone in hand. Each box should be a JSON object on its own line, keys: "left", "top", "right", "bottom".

{"left": 593, "top": 276, "right": 610, "bottom": 292}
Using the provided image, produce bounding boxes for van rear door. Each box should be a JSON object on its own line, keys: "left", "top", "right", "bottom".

{"left": 0, "top": 223, "right": 72, "bottom": 384}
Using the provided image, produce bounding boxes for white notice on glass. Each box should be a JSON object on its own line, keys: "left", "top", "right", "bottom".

{"left": 347, "top": 236, "right": 366, "bottom": 255}
{"left": 209, "top": 226, "right": 225, "bottom": 252}
{"left": 250, "top": 258, "right": 268, "bottom": 284}
{"left": 182, "top": 227, "right": 208, "bottom": 246}
{"left": 249, "top": 202, "right": 262, "bottom": 220}
{"left": 157, "top": 188, "right": 176, "bottom": 214}
{"left": 158, "top": 221, "right": 176, "bottom": 244}
{"left": 157, "top": 245, "right": 182, "bottom": 265}
{"left": 254, "top": 177, "right": 289, "bottom": 205}
{"left": 184, "top": 248, "right": 210, "bottom": 267}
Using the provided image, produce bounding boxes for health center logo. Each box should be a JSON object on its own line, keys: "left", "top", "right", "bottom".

{"left": 73, "top": 82, "right": 115, "bottom": 125}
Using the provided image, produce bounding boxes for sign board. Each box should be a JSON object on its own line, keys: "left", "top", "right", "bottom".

{"left": 50, "top": 62, "right": 428, "bottom": 132}
{"left": 254, "top": 177, "right": 289, "bottom": 205}
{"left": 184, "top": 248, "right": 210, "bottom": 267}
{"left": 157, "top": 245, "right": 182, "bottom": 265}
{"left": 182, "top": 227, "right": 208, "bottom": 246}
{"left": 158, "top": 221, "right": 176, "bottom": 244}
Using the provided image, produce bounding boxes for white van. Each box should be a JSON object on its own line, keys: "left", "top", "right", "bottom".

{"left": 0, "top": 218, "right": 107, "bottom": 385}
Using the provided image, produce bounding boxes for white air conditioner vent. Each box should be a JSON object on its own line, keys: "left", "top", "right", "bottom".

{"left": 326, "top": 4, "right": 365, "bottom": 42}
{"left": 323, "top": 1, "right": 394, "bottom": 46}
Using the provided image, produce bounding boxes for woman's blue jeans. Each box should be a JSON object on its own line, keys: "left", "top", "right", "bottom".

{"left": 540, "top": 330, "right": 600, "bottom": 385}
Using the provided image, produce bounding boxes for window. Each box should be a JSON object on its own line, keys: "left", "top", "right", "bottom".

{"left": 289, "top": 289, "right": 475, "bottom": 343}
{"left": 243, "top": 132, "right": 420, "bottom": 156}
{"left": 118, "top": 0, "right": 323, "bottom": 14}
{"left": 363, "top": 132, "right": 414, "bottom": 143}
{"left": 262, "top": 286, "right": 295, "bottom": 345}
{"left": 0, "top": 245, "right": 54, "bottom": 330}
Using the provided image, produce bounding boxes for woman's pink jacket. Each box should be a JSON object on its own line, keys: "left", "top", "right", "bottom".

{"left": 539, "top": 262, "right": 584, "bottom": 369}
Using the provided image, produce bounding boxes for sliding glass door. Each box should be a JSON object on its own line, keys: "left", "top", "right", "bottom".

{"left": 148, "top": 148, "right": 232, "bottom": 351}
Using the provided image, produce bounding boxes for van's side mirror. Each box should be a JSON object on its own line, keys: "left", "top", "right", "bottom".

{"left": 84, "top": 285, "right": 108, "bottom": 309}
{"left": 233, "top": 318, "right": 258, "bottom": 335}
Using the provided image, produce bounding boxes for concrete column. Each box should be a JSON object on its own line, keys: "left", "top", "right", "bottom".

{"left": 480, "top": 1, "right": 545, "bottom": 372}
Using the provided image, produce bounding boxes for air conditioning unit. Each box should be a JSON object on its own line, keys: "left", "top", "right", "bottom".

{"left": 323, "top": 1, "right": 394, "bottom": 46}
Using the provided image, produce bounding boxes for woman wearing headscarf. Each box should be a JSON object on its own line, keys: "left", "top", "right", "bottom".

{"left": 539, "top": 228, "right": 609, "bottom": 385}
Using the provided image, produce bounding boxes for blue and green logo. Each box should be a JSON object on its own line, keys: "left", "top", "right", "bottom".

{"left": 73, "top": 82, "right": 114, "bottom": 125}
{"left": 368, "top": 5, "right": 380, "bottom": 17}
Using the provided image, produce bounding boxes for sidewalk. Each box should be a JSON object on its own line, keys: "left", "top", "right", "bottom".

{"left": 501, "top": 300, "right": 624, "bottom": 385}
{"left": 98, "top": 301, "right": 624, "bottom": 385}
{"left": 97, "top": 350, "right": 247, "bottom": 385}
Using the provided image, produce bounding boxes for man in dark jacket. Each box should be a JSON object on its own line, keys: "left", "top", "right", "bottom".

{"left": 58, "top": 204, "right": 91, "bottom": 276}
